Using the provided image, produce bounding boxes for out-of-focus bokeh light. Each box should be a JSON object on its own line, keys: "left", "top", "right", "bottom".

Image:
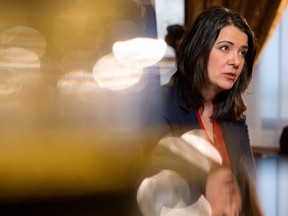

{"left": 0, "top": 0, "right": 158, "bottom": 203}
{"left": 133, "top": 0, "right": 155, "bottom": 5}
{"left": 57, "top": 70, "right": 100, "bottom": 95}
{"left": 92, "top": 53, "right": 143, "bottom": 90}
{"left": 92, "top": 37, "right": 166, "bottom": 90}
{"left": 0, "top": 47, "right": 40, "bottom": 71}
{"left": 112, "top": 37, "right": 167, "bottom": 68}
{"left": 0, "top": 26, "right": 47, "bottom": 59}
{"left": 0, "top": 26, "right": 43, "bottom": 77}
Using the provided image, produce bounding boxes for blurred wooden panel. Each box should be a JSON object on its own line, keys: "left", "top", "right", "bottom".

{"left": 185, "top": 0, "right": 287, "bottom": 60}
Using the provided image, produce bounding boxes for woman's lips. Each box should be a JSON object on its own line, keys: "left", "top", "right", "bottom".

{"left": 223, "top": 72, "right": 236, "bottom": 81}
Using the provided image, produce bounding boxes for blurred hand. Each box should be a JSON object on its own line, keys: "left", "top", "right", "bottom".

{"left": 205, "top": 167, "right": 241, "bottom": 216}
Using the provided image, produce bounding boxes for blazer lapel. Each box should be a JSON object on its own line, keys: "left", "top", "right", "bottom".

{"left": 220, "top": 121, "right": 241, "bottom": 170}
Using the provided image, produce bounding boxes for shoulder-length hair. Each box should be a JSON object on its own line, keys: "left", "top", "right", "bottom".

{"left": 170, "top": 6, "right": 258, "bottom": 121}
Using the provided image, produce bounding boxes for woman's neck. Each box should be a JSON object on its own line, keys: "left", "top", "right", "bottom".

{"left": 199, "top": 101, "right": 214, "bottom": 142}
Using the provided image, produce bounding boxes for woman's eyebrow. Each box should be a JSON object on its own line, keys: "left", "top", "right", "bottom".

{"left": 217, "top": 41, "right": 248, "bottom": 49}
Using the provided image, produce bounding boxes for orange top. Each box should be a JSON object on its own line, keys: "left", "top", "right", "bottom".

{"left": 196, "top": 111, "right": 231, "bottom": 167}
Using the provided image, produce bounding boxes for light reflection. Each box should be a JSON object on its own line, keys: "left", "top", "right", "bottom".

{"left": 155, "top": 130, "right": 222, "bottom": 173}
{"left": 133, "top": 0, "right": 155, "bottom": 5}
{"left": 0, "top": 26, "right": 47, "bottom": 58}
{"left": 92, "top": 53, "right": 143, "bottom": 90}
{"left": 113, "top": 37, "right": 167, "bottom": 68}
{"left": 92, "top": 37, "right": 166, "bottom": 90}
{"left": 57, "top": 70, "right": 100, "bottom": 95}
{"left": 0, "top": 47, "right": 40, "bottom": 71}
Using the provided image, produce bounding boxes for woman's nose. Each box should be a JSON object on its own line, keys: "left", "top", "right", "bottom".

{"left": 229, "top": 52, "right": 241, "bottom": 69}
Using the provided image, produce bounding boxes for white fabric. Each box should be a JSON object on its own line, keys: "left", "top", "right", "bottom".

{"left": 160, "top": 195, "right": 212, "bottom": 216}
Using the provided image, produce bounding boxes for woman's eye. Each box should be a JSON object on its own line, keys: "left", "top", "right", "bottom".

{"left": 220, "top": 46, "right": 229, "bottom": 51}
{"left": 239, "top": 50, "right": 247, "bottom": 57}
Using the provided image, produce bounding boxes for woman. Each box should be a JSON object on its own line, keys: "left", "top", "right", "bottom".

{"left": 141, "top": 6, "right": 262, "bottom": 216}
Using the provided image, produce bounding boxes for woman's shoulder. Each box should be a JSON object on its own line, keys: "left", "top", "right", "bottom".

{"left": 220, "top": 116, "right": 247, "bottom": 126}
{"left": 146, "top": 84, "right": 180, "bottom": 104}
{"left": 219, "top": 117, "right": 249, "bottom": 141}
{"left": 151, "top": 83, "right": 179, "bottom": 94}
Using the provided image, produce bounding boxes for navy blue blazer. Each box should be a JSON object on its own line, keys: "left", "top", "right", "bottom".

{"left": 145, "top": 84, "right": 256, "bottom": 178}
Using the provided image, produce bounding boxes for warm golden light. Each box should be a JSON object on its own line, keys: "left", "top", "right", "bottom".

{"left": 57, "top": 70, "right": 100, "bottom": 95}
{"left": 0, "top": 0, "right": 159, "bottom": 203}
{"left": 0, "top": 47, "right": 40, "bottom": 71}
{"left": 0, "top": 83, "right": 22, "bottom": 97}
{"left": 0, "top": 26, "right": 47, "bottom": 58}
{"left": 92, "top": 53, "right": 143, "bottom": 90}
{"left": 112, "top": 37, "right": 167, "bottom": 68}
{"left": 92, "top": 38, "right": 166, "bottom": 90}
{"left": 51, "top": 6, "right": 90, "bottom": 54}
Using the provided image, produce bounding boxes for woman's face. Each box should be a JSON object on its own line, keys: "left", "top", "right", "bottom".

{"left": 207, "top": 25, "right": 248, "bottom": 95}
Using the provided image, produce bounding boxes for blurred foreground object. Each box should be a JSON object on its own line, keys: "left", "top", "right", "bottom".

{"left": 137, "top": 170, "right": 211, "bottom": 216}
{"left": 137, "top": 129, "right": 265, "bottom": 216}
{"left": 137, "top": 130, "right": 219, "bottom": 215}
